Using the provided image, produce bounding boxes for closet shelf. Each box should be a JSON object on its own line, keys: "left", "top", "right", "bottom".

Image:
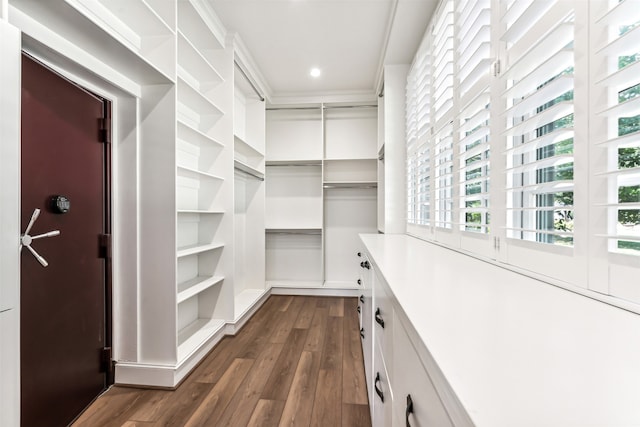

{"left": 177, "top": 276, "right": 224, "bottom": 304}
{"left": 177, "top": 165, "right": 225, "bottom": 181}
{"left": 234, "top": 160, "right": 264, "bottom": 181}
{"left": 266, "top": 160, "right": 322, "bottom": 167}
{"left": 234, "top": 134, "right": 264, "bottom": 158}
{"left": 177, "top": 120, "right": 225, "bottom": 148}
{"left": 177, "top": 30, "right": 224, "bottom": 89}
{"left": 177, "top": 209, "right": 224, "bottom": 215}
{"left": 177, "top": 242, "right": 224, "bottom": 258}
{"left": 177, "top": 317, "right": 225, "bottom": 363}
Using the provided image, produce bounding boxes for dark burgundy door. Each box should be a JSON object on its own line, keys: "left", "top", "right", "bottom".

{"left": 20, "top": 54, "right": 110, "bottom": 427}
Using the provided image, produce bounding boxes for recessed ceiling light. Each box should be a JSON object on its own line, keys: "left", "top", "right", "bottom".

{"left": 310, "top": 68, "right": 321, "bottom": 78}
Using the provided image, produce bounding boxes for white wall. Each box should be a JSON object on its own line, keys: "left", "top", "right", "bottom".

{"left": 0, "top": 18, "right": 21, "bottom": 427}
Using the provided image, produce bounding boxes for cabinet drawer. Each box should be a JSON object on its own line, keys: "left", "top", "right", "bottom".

{"left": 392, "top": 313, "right": 453, "bottom": 427}
{"left": 372, "top": 338, "right": 393, "bottom": 427}
{"left": 372, "top": 271, "right": 393, "bottom": 364}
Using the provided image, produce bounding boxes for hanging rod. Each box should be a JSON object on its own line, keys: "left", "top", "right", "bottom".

{"left": 234, "top": 60, "right": 265, "bottom": 102}
{"left": 323, "top": 183, "right": 378, "bottom": 189}
{"left": 266, "top": 160, "right": 322, "bottom": 167}
{"left": 323, "top": 104, "right": 377, "bottom": 110}
{"left": 266, "top": 106, "right": 322, "bottom": 111}
{"left": 234, "top": 160, "right": 265, "bottom": 181}
{"left": 266, "top": 104, "right": 377, "bottom": 111}
{"left": 266, "top": 228, "right": 322, "bottom": 235}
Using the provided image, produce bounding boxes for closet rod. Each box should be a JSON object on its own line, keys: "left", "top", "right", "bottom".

{"left": 266, "top": 230, "right": 322, "bottom": 235}
{"left": 265, "top": 162, "right": 322, "bottom": 167}
{"left": 323, "top": 104, "right": 377, "bottom": 110}
{"left": 266, "top": 104, "right": 377, "bottom": 111}
{"left": 234, "top": 60, "right": 265, "bottom": 102}
{"left": 323, "top": 184, "right": 378, "bottom": 189}
{"left": 234, "top": 162, "right": 265, "bottom": 181}
{"left": 265, "top": 106, "right": 321, "bottom": 111}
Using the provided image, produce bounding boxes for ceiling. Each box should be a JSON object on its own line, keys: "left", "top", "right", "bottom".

{"left": 208, "top": 0, "right": 438, "bottom": 104}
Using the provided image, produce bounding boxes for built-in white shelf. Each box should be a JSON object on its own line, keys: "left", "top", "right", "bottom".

{"left": 64, "top": 0, "right": 176, "bottom": 80}
{"left": 178, "top": 120, "right": 224, "bottom": 149}
{"left": 177, "top": 210, "right": 224, "bottom": 216}
{"left": 177, "top": 165, "right": 224, "bottom": 182}
{"left": 178, "top": 31, "right": 224, "bottom": 92}
{"left": 177, "top": 242, "right": 224, "bottom": 258}
{"left": 177, "top": 275, "right": 224, "bottom": 304}
{"left": 266, "top": 159, "right": 322, "bottom": 166}
{"left": 177, "top": 317, "right": 225, "bottom": 363}
{"left": 178, "top": 75, "right": 224, "bottom": 118}
{"left": 177, "top": 0, "right": 225, "bottom": 53}
{"left": 234, "top": 160, "right": 264, "bottom": 181}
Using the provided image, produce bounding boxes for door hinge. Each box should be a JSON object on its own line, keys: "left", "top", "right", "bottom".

{"left": 99, "top": 234, "right": 112, "bottom": 259}
{"left": 100, "top": 347, "right": 112, "bottom": 373}
{"left": 99, "top": 117, "right": 111, "bottom": 144}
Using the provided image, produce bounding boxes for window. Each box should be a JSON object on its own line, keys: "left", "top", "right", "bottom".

{"left": 457, "top": 0, "right": 491, "bottom": 234}
{"left": 407, "top": 42, "right": 431, "bottom": 226}
{"left": 501, "top": 1, "right": 575, "bottom": 246}
{"left": 595, "top": 0, "right": 640, "bottom": 256}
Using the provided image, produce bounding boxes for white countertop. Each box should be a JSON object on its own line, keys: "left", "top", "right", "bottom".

{"left": 361, "top": 234, "right": 640, "bottom": 427}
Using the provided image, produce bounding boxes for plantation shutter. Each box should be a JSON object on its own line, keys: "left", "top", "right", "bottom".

{"left": 501, "top": 0, "right": 576, "bottom": 246}
{"left": 457, "top": 0, "right": 491, "bottom": 233}
{"left": 594, "top": 0, "right": 640, "bottom": 256}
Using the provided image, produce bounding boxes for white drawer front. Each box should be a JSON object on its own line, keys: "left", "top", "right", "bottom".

{"left": 392, "top": 313, "right": 453, "bottom": 427}
{"left": 372, "top": 271, "right": 393, "bottom": 365}
{"left": 372, "top": 338, "right": 393, "bottom": 427}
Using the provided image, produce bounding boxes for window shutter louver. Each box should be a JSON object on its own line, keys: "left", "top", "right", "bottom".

{"left": 457, "top": 0, "right": 491, "bottom": 233}
{"left": 595, "top": 0, "right": 640, "bottom": 255}
{"left": 502, "top": 0, "right": 576, "bottom": 246}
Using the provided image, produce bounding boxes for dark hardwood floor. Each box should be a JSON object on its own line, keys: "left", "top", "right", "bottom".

{"left": 72, "top": 296, "right": 371, "bottom": 427}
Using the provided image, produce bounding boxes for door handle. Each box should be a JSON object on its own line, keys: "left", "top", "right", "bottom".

{"left": 375, "top": 308, "right": 385, "bottom": 328}
{"left": 406, "top": 394, "right": 414, "bottom": 427}
{"left": 374, "top": 372, "right": 384, "bottom": 402}
{"left": 20, "top": 208, "right": 60, "bottom": 267}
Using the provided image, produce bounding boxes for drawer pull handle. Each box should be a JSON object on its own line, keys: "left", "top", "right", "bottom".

{"left": 406, "top": 394, "right": 414, "bottom": 427}
{"left": 360, "top": 295, "right": 364, "bottom": 303}
{"left": 357, "top": 251, "right": 362, "bottom": 257}
{"left": 360, "top": 328, "right": 364, "bottom": 339}
{"left": 364, "top": 260, "right": 370, "bottom": 270}
{"left": 360, "top": 261, "right": 365, "bottom": 268}
{"left": 375, "top": 308, "right": 385, "bottom": 328}
{"left": 374, "top": 372, "right": 384, "bottom": 402}
{"left": 357, "top": 306, "right": 361, "bottom": 314}
{"left": 357, "top": 278, "right": 362, "bottom": 285}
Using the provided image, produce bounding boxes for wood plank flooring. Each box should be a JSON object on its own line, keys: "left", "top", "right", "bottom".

{"left": 73, "top": 296, "right": 371, "bottom": 427}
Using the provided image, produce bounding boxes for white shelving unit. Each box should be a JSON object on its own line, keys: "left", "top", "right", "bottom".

{"left": 64, "top": 0, "right": 176, "bottom": 81}
{"left": 173, "top": 0, "right": 233, "bottom": 378}
{"left": 264, "top": 104, "right": 378, "bottom": 290}
{"left": 233, "top": 58, "right": 267, "bottom": 323}
{"left": 323, "top": 105, "right": 378, "bottom": 288}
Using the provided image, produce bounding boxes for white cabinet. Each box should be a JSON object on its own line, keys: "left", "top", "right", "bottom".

{"left": 361, "top": 246, "right": 456, "bottom": 427}
{"left": 392, "top": 314, "right": 453, "bottom": 427}
{"left": 265, "top": 104, "right": 378, "bottom": 290}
